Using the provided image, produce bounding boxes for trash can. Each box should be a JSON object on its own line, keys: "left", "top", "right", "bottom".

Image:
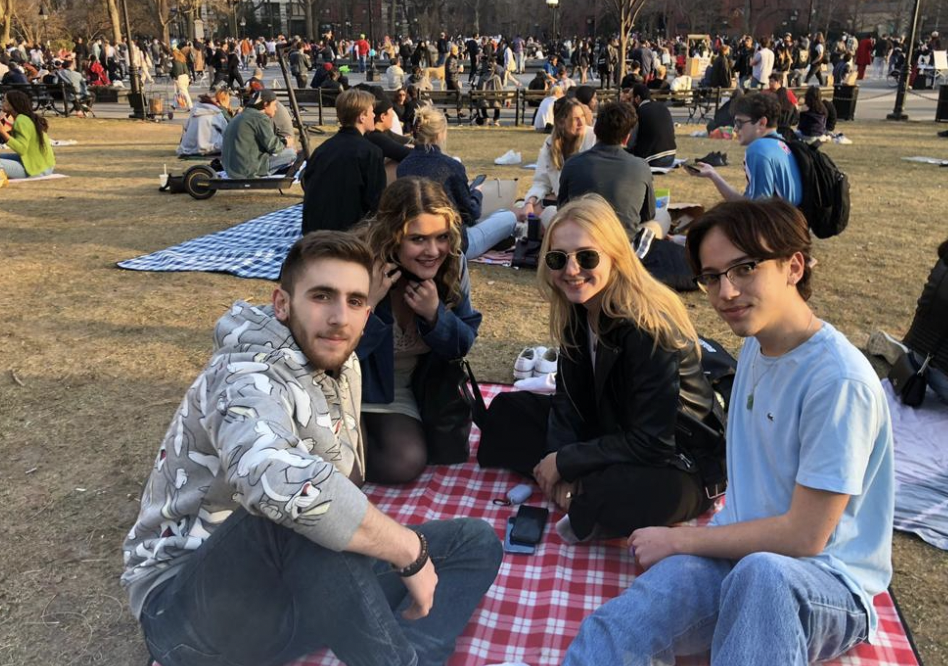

{"left": 937, "top": 84, "right": 948, "bottom": 122}
{"left": 833, "top": 85, "right": 859, "bottom": 121}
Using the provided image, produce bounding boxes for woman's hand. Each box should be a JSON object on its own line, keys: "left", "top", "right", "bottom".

{"left": 369, "top": 261, "right": 400, "bottom": 308}
{"left": 404, "top": 279, "right": 439, "bottom": 326}
{"left": 533, "top": 452, "right": 561, "bottom": 497}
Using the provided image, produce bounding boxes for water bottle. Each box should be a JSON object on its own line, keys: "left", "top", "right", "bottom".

{"left": 526, "top": 213, "right": 541, "bottom": 241}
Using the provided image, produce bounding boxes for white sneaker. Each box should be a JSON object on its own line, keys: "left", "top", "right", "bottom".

{"left": 534, "top": 347, "right": 559, "bottom": 376}
{"left": 834, "top": 133, "right": 853, "bottom": 145}
{"left": 494, "top": 149, "right": 522, "bottom": 165}
{"left": 514, "top": 372, "right": 557, "bottom": 394}
{"left": 513, "top": 347, "right": 538, "bottom": 380}
{"left": 867, "top": 330, "right": 909, "bottom": 365}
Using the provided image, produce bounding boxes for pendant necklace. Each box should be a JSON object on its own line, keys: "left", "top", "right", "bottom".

{"left": 746, "top": 313, "right": 817, "bottom": 411}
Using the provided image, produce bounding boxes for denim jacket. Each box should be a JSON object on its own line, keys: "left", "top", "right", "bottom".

{"left": 357, "top": 257, "right": 482, "bottom": 404}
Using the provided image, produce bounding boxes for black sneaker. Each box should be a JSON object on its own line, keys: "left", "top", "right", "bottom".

{"left": 695, "top": 151, "right": 728, "bottom": 167}
{"left": 939, "top": 129, "right": 948, "bottom": 138}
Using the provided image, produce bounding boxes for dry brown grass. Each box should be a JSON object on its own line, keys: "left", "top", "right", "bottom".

{"left": 0, "top": 116, "right": 946, "bottom": 665}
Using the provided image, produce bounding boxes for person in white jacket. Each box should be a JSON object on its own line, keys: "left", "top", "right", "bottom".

{"left": 520, "top": 97, "right": 596, "bottom": 228}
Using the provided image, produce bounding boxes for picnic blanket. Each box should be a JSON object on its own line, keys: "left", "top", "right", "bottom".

{"left": 290, "top": 385, "right": 920, "bottom": 666}
{"left": 6, "top": 172, "right": 68, "bottom": 183}
{"left": 885, "top": 379, "right": 948, "bottom": 550}
{"left": 117, "top": 204, "right": 302, "bottom": 280}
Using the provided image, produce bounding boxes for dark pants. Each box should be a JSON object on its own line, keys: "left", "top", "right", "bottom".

{"left": 140, "top": 509, "right": 502, "bottom": 666}
{"left": 477, "top": 391, "right": 712, "bottom": 539}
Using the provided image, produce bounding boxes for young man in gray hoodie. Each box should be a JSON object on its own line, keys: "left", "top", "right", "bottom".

{"left": 122, "top": 230, "right": 502, "bottom": 666}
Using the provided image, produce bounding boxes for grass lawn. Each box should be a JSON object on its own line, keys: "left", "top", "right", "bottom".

{"left": 0, "top": 116, "right": 946, "bottom": 665}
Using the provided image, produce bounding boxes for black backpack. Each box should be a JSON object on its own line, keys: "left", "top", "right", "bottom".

{"left": 765, "top": 135, "right": 850, "bottom": 239}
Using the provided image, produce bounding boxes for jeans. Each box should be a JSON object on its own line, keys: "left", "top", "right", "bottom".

{"left": 140, "top": 509, "right": 502, "bottom": 666}
{"left": 913, "top": 351, "right": 948, "bottom": 404}
{"left": 359, "top": 54, "right": 367, "bottom": 73}
{"left": 268, "top": 147, "right": 298, "bottom": 175}
{"left": 0, "top": 153, "right": 52, "bottom": 179}
{"left": 804, "top": 64, "right": 827, "bottom": 86}
{"left": 464, "top": 210, "right": 517, "bottom": 259}
{"left": 563, "top": 552, "right": 868, "bottom": 666}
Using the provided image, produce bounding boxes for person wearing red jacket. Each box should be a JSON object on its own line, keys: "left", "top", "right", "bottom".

{"left": 355, "top": 34, "right": 370, "bottom": 73}
{"left": 855, "top": 36, "right": 874, "bottom": 80}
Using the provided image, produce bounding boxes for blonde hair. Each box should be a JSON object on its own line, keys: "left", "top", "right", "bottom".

{"left": 411, "top": 104, "right": 447, "bottom": 146}
{"left": 358, "top": 177, "right": 464, "bottom": 306}
{"left": 550, "top": 98, "right": 585, "bottom": 170}
{"left": 538, "top": 194, "right": 699, "bottom": 355}
{"left": 336, "top": 88, "right": 376, "bottom": 127}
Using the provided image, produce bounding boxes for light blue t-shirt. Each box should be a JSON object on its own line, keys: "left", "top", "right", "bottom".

{"left": 743, "top": 133, "right": 803, "bottom": 205}
{"left": 712, "top": 322, "right": 894, "bottom": 641}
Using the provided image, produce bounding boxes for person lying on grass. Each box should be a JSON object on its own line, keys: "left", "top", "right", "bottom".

{"left": 121, "top": 230, "right": 501, "bottom": 666}
{"left": 564, "top": 198, "right": 893, "bottom": 665}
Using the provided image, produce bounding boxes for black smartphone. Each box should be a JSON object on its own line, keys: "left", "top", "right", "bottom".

{"left": 509, "top": 505, "right": 549, "bottom": 546}
{"left": 470, "top": 174, "right": 487, "bottom": 189}
{"left": 684, "top": 163, "right": 701, "bottom": 175}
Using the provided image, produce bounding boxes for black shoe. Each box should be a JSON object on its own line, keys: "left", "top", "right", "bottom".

{"left": 695, "top": 151, "right": 728, "bottom": 167}
{"left": 939, "top": 129, "right": 948, "bottom": 138}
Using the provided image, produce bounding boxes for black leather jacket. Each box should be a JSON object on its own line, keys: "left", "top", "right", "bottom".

{"left": 905, "top": 254, "right": 948, "bottom": 374}
{"left": 549, "top": 308, "right": 715, "bottom": 482}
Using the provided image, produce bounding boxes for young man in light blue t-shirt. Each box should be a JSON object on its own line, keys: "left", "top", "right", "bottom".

{"left": 690, "top": 93, "right": 803, "bottom": 206}
{"left": 563, "top": 199, "right": 893, "bottom": 666}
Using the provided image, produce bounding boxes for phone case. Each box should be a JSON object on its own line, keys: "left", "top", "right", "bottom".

{"left": 503, "top": 517, "right": 536, "bottom": 554}
{"left": 510, "top": 505, "right": 549, "bottom": 546}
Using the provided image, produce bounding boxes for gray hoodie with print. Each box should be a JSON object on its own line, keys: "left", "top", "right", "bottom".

{"left": 121, "top": 301, "right": 368, "bottom": 618}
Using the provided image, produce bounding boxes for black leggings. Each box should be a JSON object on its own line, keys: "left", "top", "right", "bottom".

{"left": 362, "top": 412, "right": 427, "bottom": 485}
{"left": 477, "top": 390, "right": 711, "bottom": 539}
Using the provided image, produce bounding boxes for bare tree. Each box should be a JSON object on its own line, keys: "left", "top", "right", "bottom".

{"left": 603, "top": 0, "right": 649, "bottom": 81}
{"left": 105, "top": 0, "right": 121, "bottom": 42}
{"left": 1, "top": 0, "right": 17, "bottom": 44}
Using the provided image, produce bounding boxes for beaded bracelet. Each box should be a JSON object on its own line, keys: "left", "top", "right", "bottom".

{"left": 393, "top": 531, "right": 429, "bottom": 578}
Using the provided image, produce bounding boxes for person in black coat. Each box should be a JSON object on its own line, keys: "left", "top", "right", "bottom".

{"left": 301, "top": 89, "right": 386, "bottom": 234}
{"left": 477, "top": 194, "right": 720, "bottom": 541}
{"left": 627, "top": 84, "right": 677, "bottom": 168}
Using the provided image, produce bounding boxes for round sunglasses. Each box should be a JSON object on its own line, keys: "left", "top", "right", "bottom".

{"left": 544, "top": 249, "right": 601, "bottom": 271}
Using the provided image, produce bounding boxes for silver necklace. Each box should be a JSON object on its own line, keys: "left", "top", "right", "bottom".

{"left": 746, "top": 314, "right": 817, "bottom": 411}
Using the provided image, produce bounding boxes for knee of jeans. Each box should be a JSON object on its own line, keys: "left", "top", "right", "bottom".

{"left": 723, "top": 552, "right": 794, "bottom": 598}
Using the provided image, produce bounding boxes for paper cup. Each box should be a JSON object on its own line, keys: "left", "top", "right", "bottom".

{"left": 159, "top": 174, "right": 169, "bottom": 188}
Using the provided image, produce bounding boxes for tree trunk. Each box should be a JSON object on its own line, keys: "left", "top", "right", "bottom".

{"left": 106, "top": 0, "right": 122, "bottom": 42}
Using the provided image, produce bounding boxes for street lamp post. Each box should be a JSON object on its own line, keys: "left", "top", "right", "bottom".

{"left": 120, "top": 0, "right": 146, "bottom": 119}
{"left": 240, "top": 18, "right": 246, "bottom": 40}
{"left": 546, "top": 0, "right": 559, "bottom": 44}
{"left": 888, "top": 0, "right": 922, "bottom": 121}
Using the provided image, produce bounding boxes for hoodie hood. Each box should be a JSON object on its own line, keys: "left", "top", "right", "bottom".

{"left": 214, "top": 300, "right": 296, "bottom": 356}
{"left": 192, "top": 100, "right": 226, "bottom": 117}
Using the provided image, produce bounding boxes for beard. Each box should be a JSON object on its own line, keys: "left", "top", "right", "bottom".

{"left": 286, "top": 315, "right": 360, "bottom": 374}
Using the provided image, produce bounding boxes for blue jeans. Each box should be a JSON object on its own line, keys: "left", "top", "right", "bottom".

{"left": 913, "top": 351, "right": 948, "bottom": 404}
{"left": 563, "top": 553, "right": 868, "bottom": 666}
{"left": 140, "top": 509, "right": 502, "bottom": 666}
{"left": 359, "top": 54, "right": 367, "bottom": 73}
{"left": 464, "top": 210, "right": 517, "bottom": 260}
{"left": 268, "top": 147, "right": 298, "bottom": 175}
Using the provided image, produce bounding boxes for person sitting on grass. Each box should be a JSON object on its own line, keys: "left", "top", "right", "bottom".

{"left": 0, "top": 90, "right": 55, "bottom": 180}
{"left": 220, "top": 88, "right": 297, "bottom": 180}
{"left": 688, "top": 92, "right": 802, "bottom": 206}
{"left": 563, "top": 198, "right": 893, "bottom": 666}
{"left": 477, "top": 194, "right": 720, "bottom": 542}
{"left": 121, "top": 230, "right": 502, "bottom": 666}
{"left": 519, "top": 97, "right": 597, "bottom": 228}
{"left": 356, "top": 177, "right": 483, "bottom": 483}
{"left": 798, "top": 85, "right": 837, "bottom": 141}
{"left": 177, "top": 86, "right": 233, "bottom": 157}
{"left": 397, "top": 105, "right": 517, "bottom": 259}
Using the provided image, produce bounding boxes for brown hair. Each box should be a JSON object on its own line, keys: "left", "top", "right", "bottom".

{"left": 685, "top": 199, "right": 814, "bottom": 300}
{"left": 335, "top": 88, "right": 376, "bottom": 127}
{"left": 358, "top": 177, "right": 463, "bottom": 306}
{"left": 279, "top": 230, "right": 374, "bottom": 295}
{"left": 550, "top": 97, "right": 586, "bottom": 169}
{"left": 3, "top": 90, "right": 49, "bottom": 154}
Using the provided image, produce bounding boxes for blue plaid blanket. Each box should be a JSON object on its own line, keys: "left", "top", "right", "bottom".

{"left": 117, "top": 204, "right": 303, "bottom": 280}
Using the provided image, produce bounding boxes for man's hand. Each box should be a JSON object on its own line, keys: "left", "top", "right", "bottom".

{"left": 401, "top": 557, "right": 439, "bottom": 620}
{"left": 628, "top": 526, "right": 680, "bottom": 570}
{"left": 369, "top": 261, "right": 399, "bottom": 308}
{"left": 690, "top": 162, "right": 717, "bottom": 178}
{"left": 552, "top": 481, "right": 576, "bottom": 511}
{"left": 404, "top": 279, "right": 439, "bottom": 326}
{"left": 533, "top": 452, "right": 560, "bottom": 497}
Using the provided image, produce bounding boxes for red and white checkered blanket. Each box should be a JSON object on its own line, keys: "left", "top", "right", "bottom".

{"left": 291, "top": 383, "right": 918, "bottom": 666}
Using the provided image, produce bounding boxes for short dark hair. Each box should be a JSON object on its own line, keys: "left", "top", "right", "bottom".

{"left": 685, "top": 199, "right": 814, "bottom": 300}
{"left": 631, "top": 83, "right": 650, "bottom": 101}
{"left": 732, "top": 93, "right": 780, "bottom": 128}
{"left": 593, "top": 101, "right": 637, "bottom": 145}
{"left": 279, "top": 230, "right": 374, "bottom": 295}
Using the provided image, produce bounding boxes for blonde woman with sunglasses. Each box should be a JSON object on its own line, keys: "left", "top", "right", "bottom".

{"left": 478, "top": 194, "right": 720, "bottom": 542}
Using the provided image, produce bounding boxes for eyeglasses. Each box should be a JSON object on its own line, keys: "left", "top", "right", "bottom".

{"left": 732, "top": 117, "right": 754, "bottom": 130}
{"left": 694, "top": 259, "right": 770, "bottom": 288}
{"left": 545, "top": 249, "right": 601, "bottom": 271}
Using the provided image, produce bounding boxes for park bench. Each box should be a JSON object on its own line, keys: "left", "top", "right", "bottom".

{"left": 468, "top": 88, "right": 520, "bottom": 125}
{"left": 0, "top": 81, "right": 72, "bottom": 117}
{"left": 419, "top": 89, "right": 464, "bottom": 123}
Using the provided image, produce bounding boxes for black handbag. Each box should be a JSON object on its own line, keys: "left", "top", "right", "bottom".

{"left": 411, "top": 357, "right": 472, "bottom": 464}
{"left": 889, "top": 352, "right": 930, "bottom": 408}
{"left": 512, "top": 214, "right": 543, "bottom": 269}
